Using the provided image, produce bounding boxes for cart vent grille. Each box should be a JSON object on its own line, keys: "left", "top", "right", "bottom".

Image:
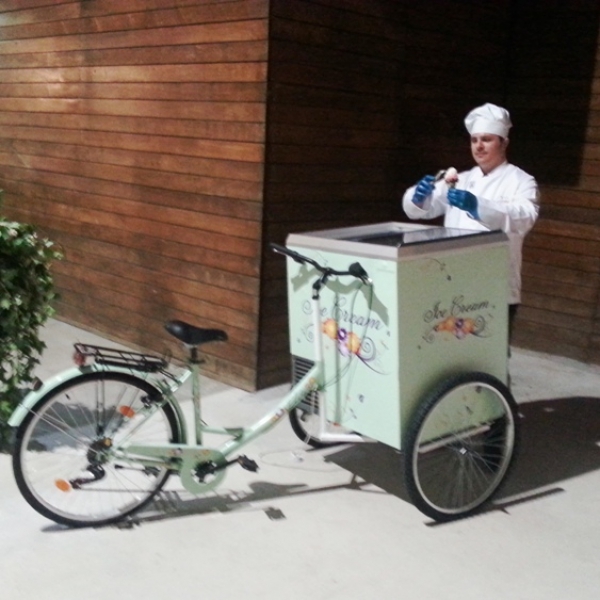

{"left": 291, "top": 355, "right": 318, "bottom": 412}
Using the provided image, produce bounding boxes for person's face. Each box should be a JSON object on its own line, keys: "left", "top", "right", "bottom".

{"left": 470, "top": 133, "right": 508, "bottom": 174}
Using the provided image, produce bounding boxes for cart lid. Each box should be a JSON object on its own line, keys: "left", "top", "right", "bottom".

{"left": 287, "top": 222, "right": 507, "bottom": 260}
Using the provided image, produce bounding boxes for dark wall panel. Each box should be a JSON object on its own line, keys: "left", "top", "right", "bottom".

{"left": 258, "top": 0, "right": 403, "bottom": 387}
{"left": 506, "top": 1, "right": 600, "bottom": 361}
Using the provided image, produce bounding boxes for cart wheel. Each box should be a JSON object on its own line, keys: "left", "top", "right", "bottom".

{"left": 404, "top": 372, "right": 519, "bottom": 522}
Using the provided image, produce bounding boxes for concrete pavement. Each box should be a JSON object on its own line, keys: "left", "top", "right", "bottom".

{"left": 2, "top": 318, "right": 600, "bottom": 600}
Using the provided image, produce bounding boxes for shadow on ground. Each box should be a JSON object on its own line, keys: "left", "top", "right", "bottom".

{"left": 40, "top": 396, "right": 600, "bottom": 531}
{"left": 323, "top": 396, "right": 600, "bottom": 520}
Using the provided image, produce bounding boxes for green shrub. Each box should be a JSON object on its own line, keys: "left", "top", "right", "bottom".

{"left": 0, "top": 210, "right": 62, "bottom": 450}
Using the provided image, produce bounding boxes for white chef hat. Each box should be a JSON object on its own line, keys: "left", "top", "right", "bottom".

{"left": 464, "top": 103, "right": 512, "bottom": 138}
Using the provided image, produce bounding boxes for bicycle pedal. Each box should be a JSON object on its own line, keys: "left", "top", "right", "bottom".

{"left": 237, "top": 455, "right": 259, "bottom": 473}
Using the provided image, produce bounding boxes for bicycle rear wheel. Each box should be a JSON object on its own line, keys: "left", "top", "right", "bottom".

{"left": 13, "top": 372, "right": 183, "bottom": 527}
{"left": 404, "top": 372, "right": 519, "bottom": 522}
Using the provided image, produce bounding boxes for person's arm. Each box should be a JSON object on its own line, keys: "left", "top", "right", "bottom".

{"left": 476, "top": 176, "right": 539, "bottom": 235}
{"left": 402, "top": 177, "right": 448, "bottom": 220}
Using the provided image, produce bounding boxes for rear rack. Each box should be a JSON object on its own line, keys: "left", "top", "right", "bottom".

{"left": 73, "top": 343, "right": 167, "bottom": 373}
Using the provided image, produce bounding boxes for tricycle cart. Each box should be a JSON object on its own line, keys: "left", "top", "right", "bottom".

{"left": 285, "top": 221, "right": 518, "bottom": 521}
{"left": 9, "top": 222, "right": 517, "bottom": 526}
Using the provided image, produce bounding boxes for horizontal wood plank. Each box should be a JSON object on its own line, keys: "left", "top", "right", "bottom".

{"left": 523, "top": 291, "right": 597, "bottom": 319}
{"left": 1, "top": 177, "right": 263, "bottom": 222}
{"left": 0, "top": 81, "right": 267, "bottom": 102}
{"left": 0, "top": 153, "right": 265, "bottom": 200}
{"left": 0, "top": 1, "right": 268, "bottom": 34}
{"left": 7, "top": 195, "right": 261, "bottom": 256}
{"left": 0, "top": 139, "right": 264, "bottom": 182}
{"left": 0, "top": 41, "right": 268, "bottom": 69}
{"left": 0, "top": 112, "right": 266, "bottom": 143}
{"left": 0, "top": 20, "right": 269, "bottom": 54}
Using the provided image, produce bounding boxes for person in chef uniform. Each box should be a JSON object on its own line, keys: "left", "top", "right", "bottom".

{"left": 402, "top": 102, "right": 540, "bottom": 337}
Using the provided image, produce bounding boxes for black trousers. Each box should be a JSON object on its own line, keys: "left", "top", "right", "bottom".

{"left": 508, "top": 304, "right": 519, "bottom": 343}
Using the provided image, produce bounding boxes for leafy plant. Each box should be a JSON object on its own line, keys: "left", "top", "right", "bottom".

{"left": 0, "top": 205, "right": 62, "bottom": 451}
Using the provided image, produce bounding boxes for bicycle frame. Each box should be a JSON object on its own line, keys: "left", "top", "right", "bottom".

{"left": 9, "top": 256, "right": 367, "bottom": 498}
{"left": 116, "top": 290, "right": 364, "bottom": 495}
{"left": 10, "top": 238, "right": 519, "bottom": 526}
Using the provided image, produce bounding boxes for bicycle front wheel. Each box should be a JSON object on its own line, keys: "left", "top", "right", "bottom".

{"left": 404, "top": 372, "right": 519, "bottom": 522}
{"left": 289, "top": 392, "right": 351, "bottom": 449}
{"left": 13, "top": 372, "right": 183, "bottom": 527}
{"left": 289, "top": 405, "right": 332, "bottom": 449}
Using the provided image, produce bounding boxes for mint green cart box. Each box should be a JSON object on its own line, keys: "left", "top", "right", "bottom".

{"left": 285, "top": 222, "right": 509, "bottom": 451}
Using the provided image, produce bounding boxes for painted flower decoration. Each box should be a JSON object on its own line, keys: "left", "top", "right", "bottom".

{"left": 434, "top": 316, "right": 478, "bottom": 339}
{"left": 322, "top": 319, "right": 362, "bottom": 356}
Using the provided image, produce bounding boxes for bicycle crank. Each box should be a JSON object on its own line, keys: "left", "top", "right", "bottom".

{"left": 195, "top": 454, "right": 258, "bottom": 477}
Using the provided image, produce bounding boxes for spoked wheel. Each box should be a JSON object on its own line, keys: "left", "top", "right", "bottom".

{"left": 13, "top": 372, "right": 183, "bottom": 527}
{"left": 289, "top": 392, "right": 347, "bottom": 449}
{"left": 404, "top": 372, "right": 519, "bottom": 522}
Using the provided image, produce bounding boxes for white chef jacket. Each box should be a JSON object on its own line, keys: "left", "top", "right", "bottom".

{"left": 402, "top": 161, "right": 539, "bottom": 304}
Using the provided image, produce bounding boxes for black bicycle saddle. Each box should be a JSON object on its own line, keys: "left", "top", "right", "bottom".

{"left": 164, "top": 320, "right": 228, "bottom": 346}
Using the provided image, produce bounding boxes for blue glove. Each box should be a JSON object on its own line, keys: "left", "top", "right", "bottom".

{"left": 411, "top": 175, "right": 435, "bottom": 206}
{"left": 447, "top": 188, "right": 479, "bottom": 220}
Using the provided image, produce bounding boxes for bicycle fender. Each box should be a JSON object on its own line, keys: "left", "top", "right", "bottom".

{"left": 7, "top": 364, "right": 158, "bottom": 428}
{"left": 8, "top": 367, "right": 89, "bottom": 427}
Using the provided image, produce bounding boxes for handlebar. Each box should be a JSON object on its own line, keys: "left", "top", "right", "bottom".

{"left": 270, "top": 243, "right": 371, "bottom": 285}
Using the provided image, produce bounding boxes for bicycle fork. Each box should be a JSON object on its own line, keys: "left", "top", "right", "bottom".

{"left": 116, "top": 290, "right": 363, "bottom": 496}
{"left": 307, "top": 289, "right": 364, "bottom": 445}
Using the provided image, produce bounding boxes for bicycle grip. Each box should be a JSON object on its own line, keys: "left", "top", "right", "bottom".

{"left": 349, "top": 262, "right": 370, "bottom": 283}
{"left": 270, "top": 243, "right": 306, "bottom": 264}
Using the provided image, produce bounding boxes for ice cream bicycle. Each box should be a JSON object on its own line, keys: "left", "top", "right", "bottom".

{"left": 9, "top": 221, "right": 518, "bottom": 526}
{"left": 284, "top": 222, "right": 518, "bottom": 521}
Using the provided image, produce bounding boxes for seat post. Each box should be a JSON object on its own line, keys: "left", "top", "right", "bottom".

{"left": 190, "top": 346, "right": 200, "bottom": 364}
{"left": 189, "top": 352, "right": 203, "bottom": 446}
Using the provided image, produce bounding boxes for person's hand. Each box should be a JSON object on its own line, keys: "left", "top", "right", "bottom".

{"left": 411, "top": 175, "right": 435, "bottom": 206}
{"left": 447, "top": 188, "right": 479, "bottom": 220}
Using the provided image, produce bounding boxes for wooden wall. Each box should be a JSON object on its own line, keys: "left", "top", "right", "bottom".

{"left": 0, "top": 0, "right": 269, "bottom": 389}
{"left": 2, "top": 0, "right": 600, "bottom": 390}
